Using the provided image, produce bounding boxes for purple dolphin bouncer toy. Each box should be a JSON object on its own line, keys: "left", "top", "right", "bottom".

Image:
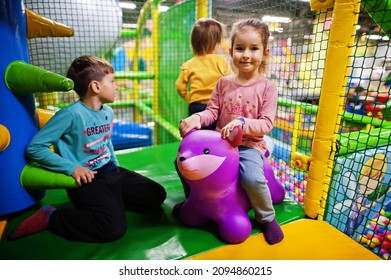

{"left": 176, "top": 128, "right": 285, "bottom": 244}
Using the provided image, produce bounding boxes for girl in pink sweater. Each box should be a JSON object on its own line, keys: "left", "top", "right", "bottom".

{"left": 179, "top": 18, "right": 283, "bottom": 245}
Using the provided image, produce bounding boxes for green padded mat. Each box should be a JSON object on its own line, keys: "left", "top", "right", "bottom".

{"left": 0, "top": 143, "right": 304, "bottom": 260}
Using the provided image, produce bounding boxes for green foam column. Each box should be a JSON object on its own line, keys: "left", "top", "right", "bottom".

{"left": 5, "top": 60, "right": 74, "bottom": 96}
{"left": 20, "top": 161, "right": 77, "bottom": 190}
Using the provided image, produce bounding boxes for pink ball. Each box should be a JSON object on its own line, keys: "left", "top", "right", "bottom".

{"left": 373, "top": 234, "right": 384, "bottom": 243}
{"left": 369, "top": 223, "right": 376, "bottom": 229}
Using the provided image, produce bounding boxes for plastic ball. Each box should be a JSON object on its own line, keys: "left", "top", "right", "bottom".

{"left": 385, "top": 231, "right": 391, "bottom": 241}
{"left": 358, "top": 235, "right": 368, "bottom": 244}
{"left": 381, "top": 240, "right": 391, "bottom": 250}
{"left": 369, "top": 220, "right": 378, "bottom": 228}
{"left": 367, "top": 237, "right": 381, "bottom": 248}
{"left": 378, "top": 215, "right": 389, "bottom": 225}
{"left": 373, "top": 234, "right": 384, "bottom": 243}
{"left": 371, "top": 219, "right": 378, "bottom": 227}
{"left": 380, "top": 248, "right": 388, "bottom": 255}
{"left": 381, "top": 252, "right": 390, "bottom": 260}
{"left": 377, "top": 227, "right": 386, "bottom": 235}
{"left": 365, "top": 229, "right": 374, "bottom": 239}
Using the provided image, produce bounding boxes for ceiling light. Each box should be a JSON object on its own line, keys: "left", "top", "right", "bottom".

{"left": 159, "top": 5, "right": 169, "bottom": 12}
{"left": 119, "top": 2, "right": 136, "bottom": 10}
{"left": 262, "top": 16, "right": 291, "bottom": 23}
{"left": 366, "top": 34, "right": 389, "bottom": 41}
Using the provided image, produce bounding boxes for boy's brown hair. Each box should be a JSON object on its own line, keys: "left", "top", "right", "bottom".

{"left": 67, "top": 55, "right": 114, "bottom": 97}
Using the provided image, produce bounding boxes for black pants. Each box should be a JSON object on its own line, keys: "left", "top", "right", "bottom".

{"left": 49, "top": 165, "right": 166, "bottom": 243}
{"left": 188, "top": 102, "right": 216, "bottom": 131}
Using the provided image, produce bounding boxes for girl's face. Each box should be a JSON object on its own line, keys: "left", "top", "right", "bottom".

{"left": 97, "top": 73, "right": 118, "bottom": 104}
{"left": 230, "top": 27, "right": 268, "bottom": 77}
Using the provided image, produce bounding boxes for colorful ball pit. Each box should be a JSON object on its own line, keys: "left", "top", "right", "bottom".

{"left": 356, "top": 205, "right": 391, "bottom": 260}
{"left": 270, "top": 157, "right": 308, "bottom": 204}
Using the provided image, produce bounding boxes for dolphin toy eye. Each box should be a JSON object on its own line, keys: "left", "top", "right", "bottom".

{"left": 203, "top": 148, "right": 210, "bottom": 154}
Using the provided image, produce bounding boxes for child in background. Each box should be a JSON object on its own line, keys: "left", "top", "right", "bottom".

{"left": 176, "top": 17, "right": 231, "bottom": 130}
{"left": 174, "top": 18, "right": 231, "bottom": 198}
{"left": 346, "top": 85, "right": 366, "bottom": 116}
{"left": 178, "top": 18, "right": 284, "bottom": 245}
{"left": 9, "top": 55, "right": 166, "bottom": 243}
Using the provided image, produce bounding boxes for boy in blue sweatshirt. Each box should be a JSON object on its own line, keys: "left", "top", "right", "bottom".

{"left": 9, "top": 55, "right": 166, "bottom": 242}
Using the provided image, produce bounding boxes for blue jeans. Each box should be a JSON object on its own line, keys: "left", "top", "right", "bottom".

{"left": 239, "top": 146, "right": 275, "bottom": 224}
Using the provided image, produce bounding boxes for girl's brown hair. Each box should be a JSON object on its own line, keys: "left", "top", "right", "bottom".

{"left": 67, "top": 55, "right": 114, "bottom": 97}
{"left": 190, "top": 18, "right": 225, "bottom": 56}
{"left": 230, "top": 18, "right": 270, "bottom": 75}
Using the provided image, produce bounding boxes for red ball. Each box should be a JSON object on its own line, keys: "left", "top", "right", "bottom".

{"left": 382, "top": 240, "right": 391, "bottom": 250}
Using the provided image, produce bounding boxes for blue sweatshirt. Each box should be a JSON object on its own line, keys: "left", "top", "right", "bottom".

{"left": 27, "top": 100, "right": 119, "bottom": 176}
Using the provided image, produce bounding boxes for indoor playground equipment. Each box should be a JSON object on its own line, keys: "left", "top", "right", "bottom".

{"left": 0, "top": 0, "right": 390, "bottom": 260}
{"left": 0, "top": 2, "right": 75, "bottom": 216}
{"left": 24, "top": 0, "right": 154, "bottom": 150}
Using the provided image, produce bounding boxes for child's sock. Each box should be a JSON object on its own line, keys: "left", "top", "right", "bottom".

{"left": 8, "top": 205, "right": 56, "bottom": 240}
{"left": 260, "top": 218, "right": 284, "bottom": 245}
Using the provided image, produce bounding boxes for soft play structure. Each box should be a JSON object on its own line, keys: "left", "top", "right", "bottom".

{"left": 0, "top": 0, "right": 390, "bottom": 260}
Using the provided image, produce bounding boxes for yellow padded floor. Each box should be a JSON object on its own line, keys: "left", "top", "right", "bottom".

{"left": 188, "top": 219, "right": 381, "bottom": 260}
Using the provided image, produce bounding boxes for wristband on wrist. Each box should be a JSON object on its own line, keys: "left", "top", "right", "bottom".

{"left": 237, "top": 117, "right": 245, "bottom": 129}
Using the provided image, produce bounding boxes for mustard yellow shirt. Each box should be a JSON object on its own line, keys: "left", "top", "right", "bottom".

{"left": 176, "top": 54, "right": 231, "bottom": 104}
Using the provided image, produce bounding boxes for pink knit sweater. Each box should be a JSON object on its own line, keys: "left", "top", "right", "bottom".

{"left": 197, "top": 75, "right": 278, "bottom": 153}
